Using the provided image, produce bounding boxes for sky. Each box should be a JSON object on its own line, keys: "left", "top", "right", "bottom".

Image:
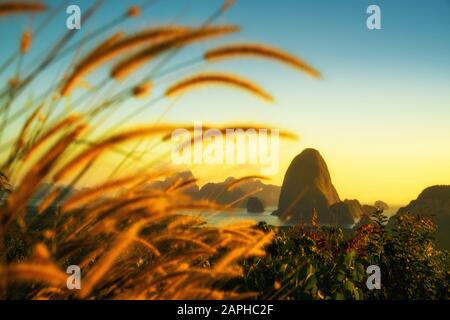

{"left": 0, "top": 0, "right": 449, "bottom": 206}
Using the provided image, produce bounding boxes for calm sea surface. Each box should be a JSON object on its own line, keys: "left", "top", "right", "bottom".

{"left": 186, "top": 207, "right": 400, "bottom": 227}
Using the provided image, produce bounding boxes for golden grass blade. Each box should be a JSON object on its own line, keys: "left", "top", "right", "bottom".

{"left": 0, "top": 2, "right": 47, "bottom": 15}
{"left": 126, "top": 6, "right": 141, "bottom": 18}
{"left": 145, "top": 268, "right": 242, "bottom": 293}
{"left": 111, "top": 25, "right": 240, "bottom": 80}
{"left": 213, "top": 247, "right": 247, "bottom": 272}
{"left": 33, "top": 287, "right": 65, "bottom": 300}
{"left": 0, "top": 263, "right": 67, "bottom": 287}
{"left": 221, "top": 0, "right": 236, "bottom": 13}
{"left": 163, "top": 124, "right": 298, "bottom": 144}
{"left": 166, "top": 178, "right": 198, "bottom": 193}
{"left": 52, "top": 125, "right": 185, "bottom": 182}
{"left": 166, "top": 215, "right": 205, "bottom": 230}
{"left": 219, "top": 123, "right": 299, "bottom": 140}
{"left": 221, "top": 228, "right": 256, "bottom": 241}
{"left": 165, "top": 72, "right": 273, "bottom": 102}
{"left": 89, "top": 32, "right": 125, "bottom": 58}
{"left": 174, "top": 288, "right": 225, "bottom": 300}
{"left": 154, "top": 235, "right": 216, "bottom": 254}
{"left": 62, "top": 173, "right": 155, "bottom": 211}
{"left": 166, "top": 200, "right": 223, "bottom": 212}
{"left": 131, "top": 237, "right": 161, "bottom": 257}
{"left": 205, "top": 43, "right": 322, "bottom": 78}
{"left": 214, "top": 231, "right": 273, "bottom": 271}
{"left": 81, "top": 194, "right": 168, "bottom": 225}
{"left": 22, "top": 114, "right": 81, "bottom": 162}
{"left": 221, "top": 221, "right": 258, "bottom": 230}
{"left": 1, "top": 103, "right": 44, "bottom": 171}
{"left": 60, "top": 26, "right": 190, "bottom": 96}
{"left": 79, "top": 221, "right": 144, "bottom": 298}
{"left": 6, "top": 125, "right": 86, "bottom": 218}
{"left": 31, "top": 243, "right": 51, "bottom": 261}
{"left": 16, "top": 103, "right": 44, "bottom": 151}
{"left": 38, "top": 186, "right": 63, "bottom": 214}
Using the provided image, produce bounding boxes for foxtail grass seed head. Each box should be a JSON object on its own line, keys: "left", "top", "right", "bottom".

{"left": 165, "top": 72, "right": 274, "bottom": 102}
{"left": 61, "top": 26, "right": 191, "bottom": 96}
{"left": 8, "top": 77, "right": 20, "bottom": 89}
{"left": 0, "top": 2, "right": 47, "bottom": 15}
{"left": 205, "top": 43, "right": 322, "bottom": 79}
{"left": 0, "top": 263, "right": 67, "bottom": 287}
{"left": 21, "top": 114, "right": 82, "bottom": 162}
{"left": 20, "top": 30, "right": 32, "bottom": 54}
{"left": 90, "top": 32, "right": 125, "bottom": 58}
{"left": 32, "top": 243, "right": 51, "bottom": 261}
{"left": 111, "top": 25, "right": 240, "bottom": 80}
{"left": 133, "top": 81, "right": 152, "bottom": 98}
{"left": 127, "top": 6, "right": 141, "bottom": 18}
{"left": 0, "top": 5, "right": 334, "bottom": 301}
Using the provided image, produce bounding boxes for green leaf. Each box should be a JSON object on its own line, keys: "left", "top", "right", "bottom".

{"left": 344, "top": 251, "right": 356, "bottom": 267}
{"left": 344, "top": 280, "right": 355, "bottom": 293}
{"left": 333, "top": 291, "right": 344, "bottom": 300}
{"left": 304, "top": 275, "right": 317, "bottom": 291}
{"left": 336, "top": 270, "right": 345, "bottom": 282}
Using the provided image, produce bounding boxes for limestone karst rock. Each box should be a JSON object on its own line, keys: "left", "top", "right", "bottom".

{"left": 273, "top": 148, "right": 340, "bottom": 224}
{"left": 390, "top": 185, "right": 450, "bottom": 249}
{"left": 395, "top": 185, "right": 450, "bottom": 217}
{"left": 329, "top": 199, "right": 364, "bottom": 226}
{"left": 246, "top": 197, "right": 265, "bottom": 213}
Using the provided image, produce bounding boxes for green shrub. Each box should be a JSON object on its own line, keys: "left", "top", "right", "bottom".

{"left": 239, "top": 212, "right": 449, "bottom": 300}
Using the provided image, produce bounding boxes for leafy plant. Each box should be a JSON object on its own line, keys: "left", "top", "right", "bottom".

{"left": 239, "top": 211, "right": 449, "bottom": 300}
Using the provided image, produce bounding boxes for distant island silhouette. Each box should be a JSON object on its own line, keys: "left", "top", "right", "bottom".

{"left": 389, "top": 185, "right": 450, "bottom": 249}
{"left": 11, "top": 150, "right": 449, "bottom": 249}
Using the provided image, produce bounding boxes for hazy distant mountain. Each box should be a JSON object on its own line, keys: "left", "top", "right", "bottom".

{"left": 236, "top": 179, "right": 280, "bottom": 208}
{"left": 396, "top": 185, "right": 450, "bottom": 217}
{"left": 147, "top": 171, "right": 280, "bottom": 209}
{"left": 195, "top": 177, "right": 279, "bottom": 208}
{"left": 362, "top": 204, "right": 377, "bottom": 215}
{"left": 146, "top": 170, "right": 199, "bottom": 197}
{"left": 390, "top": 185, "right": 450, "bottom": 249}
{"left": 196, "top": 177, "right": 247, "bottom": 207}
{"left": 273, "top": 148, "right": 340, "bottom": 224}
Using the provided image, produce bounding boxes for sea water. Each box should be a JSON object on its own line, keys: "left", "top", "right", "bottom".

{"left": 186, "top": 207, "right": 400, "bottom": 228}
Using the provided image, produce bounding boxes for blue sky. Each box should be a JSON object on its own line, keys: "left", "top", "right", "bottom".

{"left": 1, "top": 0, "right": 449, "bottom": 204}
